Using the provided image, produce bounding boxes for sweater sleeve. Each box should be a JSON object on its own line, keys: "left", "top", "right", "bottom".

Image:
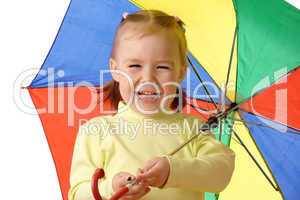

{"left": 68, "top": 118, "right": 114, "bottom": 200}
{"left": 162, "top": 118, "right": 235, "bottom": 193}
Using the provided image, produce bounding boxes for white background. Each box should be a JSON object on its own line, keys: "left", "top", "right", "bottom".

{"left": 1, "top": 0, "right": 299, "bottom": 199}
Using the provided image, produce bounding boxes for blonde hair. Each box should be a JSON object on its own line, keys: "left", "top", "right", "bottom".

{"left": 111, "top": 9, "right": 188, "bottom": 67}
{"left": 103, "top": 9, "right": 188, "bottom": 110}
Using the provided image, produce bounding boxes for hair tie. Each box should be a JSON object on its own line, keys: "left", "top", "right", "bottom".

{"left": 173, "top": 15, "right": 181, "bottom": 22}
{"left": 122, "top": 12, "right": 129, "bottom": 20}
{"left": 173, "top": 15, "right": 186, "bottom": 32}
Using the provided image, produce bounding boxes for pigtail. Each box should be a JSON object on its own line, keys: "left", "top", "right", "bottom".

{"left": 98, "top": 80, "right": 122, "bottom": 111}
{"left": 170, "top": 87, "right": 187, "bottom": 112}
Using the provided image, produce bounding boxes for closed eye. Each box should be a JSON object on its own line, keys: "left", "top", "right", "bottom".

{"left": 128, "top": 64, "right": 141, "bottom": 68}
{"left": 157, "top": 65, "right": 170, "bottom": 70}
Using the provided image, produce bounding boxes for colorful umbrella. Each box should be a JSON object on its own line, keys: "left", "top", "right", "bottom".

{"left": 27, "top": 0, "right": 300, "bottom": 200}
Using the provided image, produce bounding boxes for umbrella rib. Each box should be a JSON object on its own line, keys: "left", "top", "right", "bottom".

{"left": 186, "top": 26, "right": 237, "bottom": 113}
{"left": 228, "top": 117, "right": 300, "bottom": 135}
{"left": 231, "top": 129, "right": 280, "bottom": 191}
{"left": 185, "top": 102, "right": 212, "bottom": 120}
{"left": 224, "top": 26, "right": 237, "bottom": 99}
{"left": 168, "top": 103, "right": 240, "bottom": 155}
{"left": 186, "top": 102, "right": 211, "bottom": 112}
{"left": 187, "top": 55, "right": 219, "bottom": 110}
{"left": 218, "top": 118, "right": 223, "bottom": 141}
{"left": 231, "top": 134, "right": 242, "bottom": 145}
{"left": 218, "top": 92, "right": 223, "bottom": 141}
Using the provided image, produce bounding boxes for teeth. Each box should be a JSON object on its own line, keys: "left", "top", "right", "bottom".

{"left": 138, "top": 91, "right": 158, "bottom": 95}
{"left": 136, "top": 90, "right": 160, "bottom": 99}
{"left": 143, "top": 91, "right": 154, "bottom": 95}
{"left": 138, "top": 94, "right": 160, "bottom": 99}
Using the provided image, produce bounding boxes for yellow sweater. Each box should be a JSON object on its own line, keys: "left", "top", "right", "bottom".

{"left": 68, "top": 101, "right": 235, "bottom": 200}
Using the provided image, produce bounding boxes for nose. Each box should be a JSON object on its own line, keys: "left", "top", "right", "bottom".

{"left": 135, "top": 65, "right": 160, "bottom": 92}
{"left": 141, "top": 64, "right": 157, "bottom": 82}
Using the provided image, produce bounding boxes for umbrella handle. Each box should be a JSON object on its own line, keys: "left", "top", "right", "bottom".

{"left": 91, "top": 168, "right": 130, "bottom": 200}
{"left": 92, "top": 168, "right": 105, "bottom": 200}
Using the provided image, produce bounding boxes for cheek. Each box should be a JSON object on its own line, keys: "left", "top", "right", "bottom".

{"left": 161, "top": 84, "right": 178, "bottom": 107}
{"left": 118, "top": 77, "right": 134, "bottom": 100}
{"left": 158, "top": 72, "right": 181, "bottom": 94}
{"left": 163, "top": 85, "right": 177, "bottom": 96}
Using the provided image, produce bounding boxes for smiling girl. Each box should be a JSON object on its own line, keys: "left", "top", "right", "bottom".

{"left": 68, "top": 10, "right": 235, "bottom": 200}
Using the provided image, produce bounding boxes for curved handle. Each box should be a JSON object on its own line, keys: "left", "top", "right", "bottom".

{"left": 91, "top": 168, "right": 130, "bottom": 200}
{"left": 91, "top": 168, "right": 105, "bottom": 200}
{"left": 110, "top": 186, "right": 129, "bottom": 200}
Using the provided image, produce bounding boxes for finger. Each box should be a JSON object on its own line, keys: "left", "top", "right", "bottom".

{"left": 136, "top": 168, "right": 144, "bottom": 179}
{"left": 122, "top": 187, "right": 151, "bottom": 200}
{"left": 126, "top": 182, "right": 149, "bottom": 196}
{"left": 142, "top": 159, "right": 158, "bottom": 171}
{"left": 138, "top": 161, "right": 161, "bottom": 182}
{"left": 142, "top": 177, "right": 156, "bottom": 186}
{"left": 123, "top": 188, "right": 150, "bottom": 200}
{"left": 137, "top": 168, "right": 144, "bottom": 174}
{"left": 136, "top": 168, "right": 150, "bottom": 183}
{"left": 137, "top": 167, "right": 158, "bottom": 180}
{"left": 136, "top": 172, "right": 155, "bottom": 181}
{"left": 136, "top": 174, "right": 145, "bottom": 182}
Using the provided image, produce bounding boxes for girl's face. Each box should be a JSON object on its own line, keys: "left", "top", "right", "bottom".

{"left": 110, "top": 29, "right": 185, "bottom": 115}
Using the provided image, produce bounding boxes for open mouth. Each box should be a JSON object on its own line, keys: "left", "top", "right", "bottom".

{"left": 136, "top": 90, "right": 161, "bottom": 100}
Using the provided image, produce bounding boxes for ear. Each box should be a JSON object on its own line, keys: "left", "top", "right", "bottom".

{"left": 109, "top": 58, "right": 120, "bottom": 82}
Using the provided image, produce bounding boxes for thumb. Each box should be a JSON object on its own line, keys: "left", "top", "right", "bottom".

{"left": 137, "top": 168, "right": 157, "bottom": 180}
{"left": 142, "top": 158, "right": 159, "bottom": 172}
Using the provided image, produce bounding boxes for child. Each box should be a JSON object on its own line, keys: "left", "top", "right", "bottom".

{"left": 68, "top": 10, "right": 235, "bottom": 200}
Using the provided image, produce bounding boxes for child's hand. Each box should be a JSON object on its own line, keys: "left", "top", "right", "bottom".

{"left": 112, "top": 171, "right": 151, "bottom": 200}
{"left": 136, "top": 157, "right": 170, "bottom": 188}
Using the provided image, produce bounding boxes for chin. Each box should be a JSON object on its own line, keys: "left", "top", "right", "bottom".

{"left": 137, "top": 104, "right": 160, "bottom": 114}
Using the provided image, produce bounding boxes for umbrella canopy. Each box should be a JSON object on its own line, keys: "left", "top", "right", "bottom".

{"left": 28, "top": 0, "right": 300, "bottom": 200}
